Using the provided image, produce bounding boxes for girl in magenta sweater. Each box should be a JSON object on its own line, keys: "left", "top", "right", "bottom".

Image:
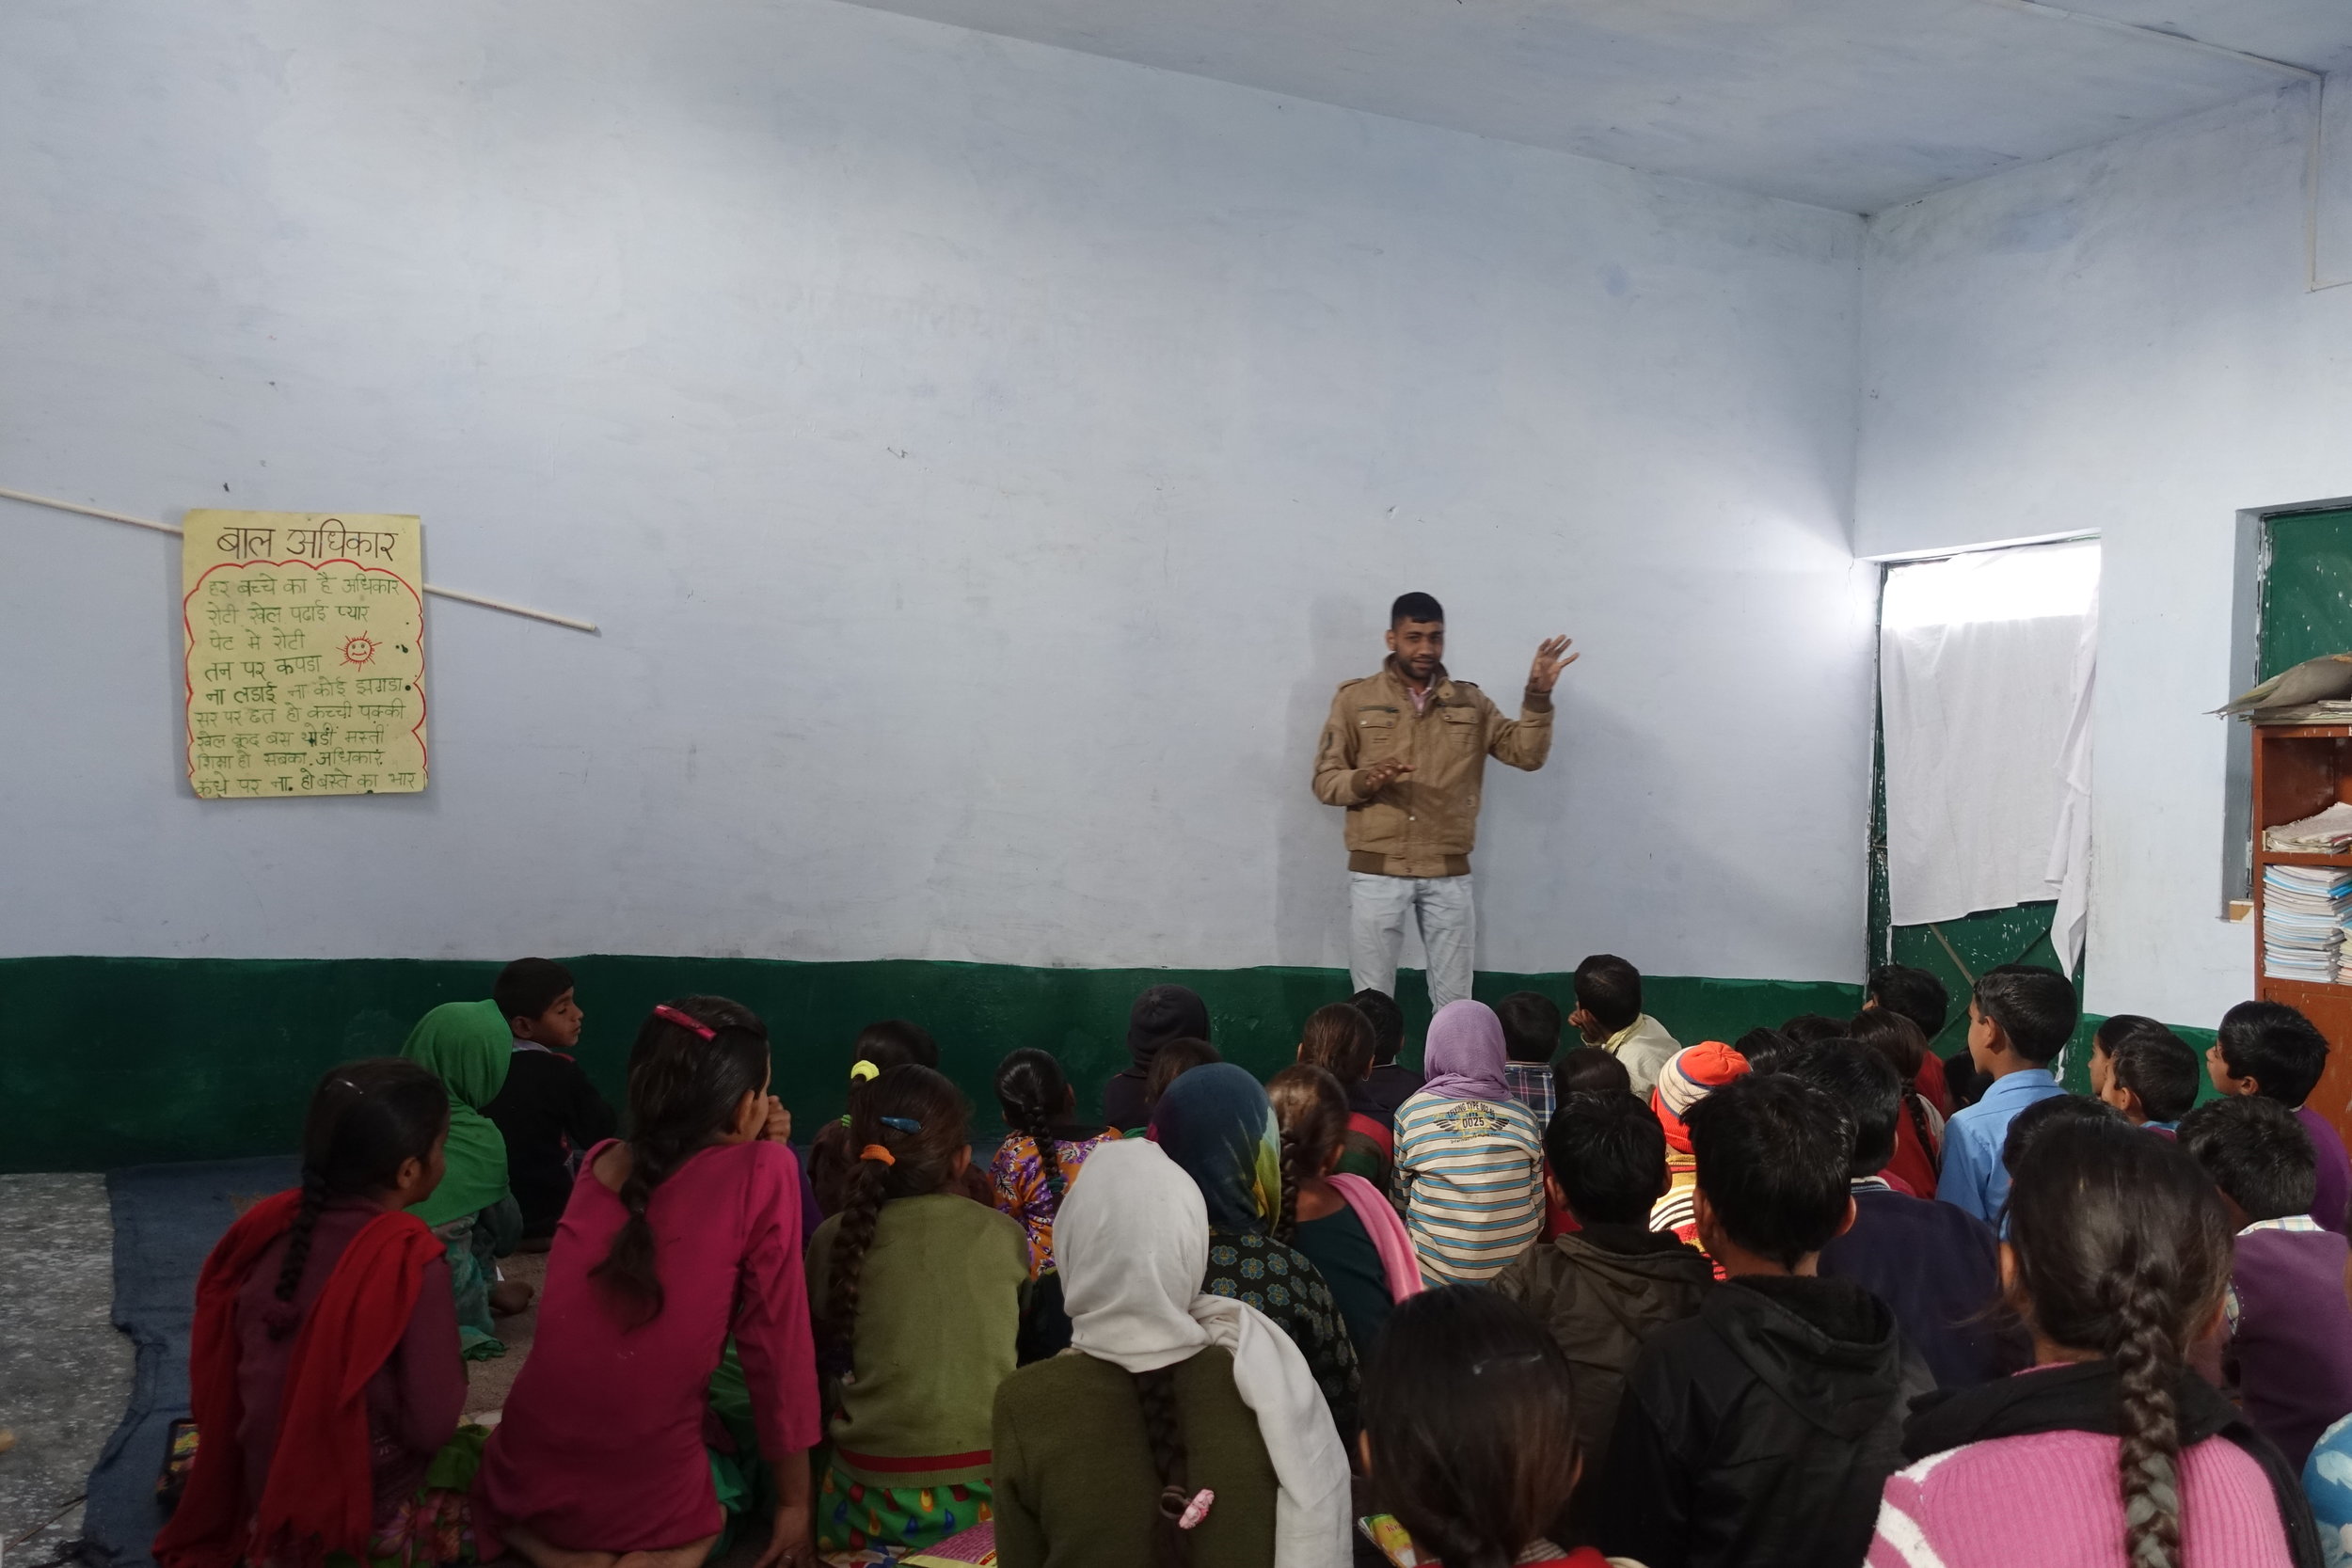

{"left": 1868, "top": 1117, "right": 2321, "bottom": 1568}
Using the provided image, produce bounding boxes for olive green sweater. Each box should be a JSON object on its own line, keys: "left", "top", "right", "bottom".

{"left": 992, "top": 1347, "right": 1279, "bottom": 1568}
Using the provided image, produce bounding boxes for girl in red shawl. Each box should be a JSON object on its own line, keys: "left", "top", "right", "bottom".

{"left": 155, "top": 1058, "right": 473, "bottom": 1568}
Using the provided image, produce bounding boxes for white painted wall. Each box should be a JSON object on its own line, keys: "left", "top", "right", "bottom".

{"left": 1856, "top": 83, "right": 2352, "bottom": 1025}
{"left": 0, "top": 0, "right": 1873, "bottom": 980}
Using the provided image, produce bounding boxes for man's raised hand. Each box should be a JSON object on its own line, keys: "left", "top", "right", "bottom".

{"left": 1528, "top": 635, "right": 1578, "bottom": 694}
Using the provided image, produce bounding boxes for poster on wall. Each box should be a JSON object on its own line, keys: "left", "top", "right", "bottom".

{"left": 182, "top": 511, "right": 428, "bottom": 799}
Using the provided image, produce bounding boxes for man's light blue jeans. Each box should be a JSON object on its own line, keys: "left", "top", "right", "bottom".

{"left": 1348, "top": 871, "right": 1475, "bottom": 1009}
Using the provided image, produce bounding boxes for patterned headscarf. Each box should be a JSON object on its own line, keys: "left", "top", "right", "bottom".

{"left": 1152, "top": 1062, "right": 1282, "bottom": 1235}
{"left": 1652, "top": 1040, "right": 1751, "bottom": 1154}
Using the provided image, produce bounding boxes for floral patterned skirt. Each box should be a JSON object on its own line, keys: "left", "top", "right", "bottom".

{"left": 318, "top": 1424, "right": 487, "bottom": 1568}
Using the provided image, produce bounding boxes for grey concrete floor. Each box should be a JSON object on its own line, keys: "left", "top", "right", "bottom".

{"left": 0, "top": 1173, "right": 133, "bottom": 1564}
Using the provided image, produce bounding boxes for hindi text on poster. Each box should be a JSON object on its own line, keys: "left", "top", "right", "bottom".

{"left": 182, "top": 511, "right": 429, "bottom": 798}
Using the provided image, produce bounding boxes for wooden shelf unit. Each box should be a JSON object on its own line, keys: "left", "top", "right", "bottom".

{"left": 2251, "top": 722, "right": 2352, "bottom": 1143}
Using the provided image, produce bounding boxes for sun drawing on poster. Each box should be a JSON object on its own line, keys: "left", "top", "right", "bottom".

{"left": 341, "top": 634, "right": 379, "bottom": 670}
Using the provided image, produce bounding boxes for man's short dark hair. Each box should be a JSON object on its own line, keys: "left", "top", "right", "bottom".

{"left": 1867, "top": 963, "right": 1949, "bottom": 1044}
{"left": 2217, "top": 1000, "right": 2331, "bottom": 1108}
{"left": 495, "top": 958, "right": 575, "bottom": 1023}
{"left": 1973, "top": 965, "right": 2078, "bottom": 1064}
{"left": 2001, "top": 1093, "right": 2119, "bottom": 1176}
{"left": 1777, "top": 1041, "right": 1902, "bottom": 1180}
{"left": 2179, "top": 1095, "right": 2318, "bottom": 1222}
{"left": 1350, "top": 988, "right": 1407, "bottom": 1066}
{"left": 2098, "top": 1017, "right": 2201, "bottom": 1124}
{"left": 1545, "top": 1091, "right": 1667, "bottom": 1227}
{"left": 1686, "top": 1074, "right": 1853, "bottom": 1270}
{"left": 1572, "top": 955, "right": 1643, "bottom": 1036}
{"left": 1494, "top": 991, "right": 1563, "bottom": 1064}
{"left": 1391, "top": 592, "right": 1444, "bottom": 626}
{"left": 1553, "top": 1046, "right": 1631, "bottom": 1102}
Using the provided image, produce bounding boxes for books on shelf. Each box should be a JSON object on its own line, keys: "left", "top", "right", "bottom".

{"left": 2265, "top": 800, "right": 2352, "bottom": 854}
{"left": 2264, "top": 864, "right": 2352, "bottom": 983}
{"left": 2253, "top": 702, "right": 2352, "bottom": 725}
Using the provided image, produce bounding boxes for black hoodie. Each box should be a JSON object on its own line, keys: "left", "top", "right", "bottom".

{"left": 1597, "top": 1274, "right": 1932, "bottom": 1568}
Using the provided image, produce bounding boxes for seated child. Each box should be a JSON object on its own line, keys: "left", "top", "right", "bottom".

{"left": 1935, "top": 965, "right": 2075, "bottom": 1225}
{"left": 1295, "top": 1001, "right": 1392, "bottom": 1184}
{"left": 1393, "top": 1001, "right": 1547, "bottom": 1286}
{"left": 1569, "top": 955, "right": 1680, "bottom": 1100}
{"left": 1873, "top": 1117, "right": 2312, "bottom": 1568}
{"left": 481, "top": 957, "right": 614, "bottom": 1245}
{"left": 808, "top": 1018, "right": 937, "bottom": 1214}
{"left": 991, "top": 1138, "right": 1351, "bottom": 1568}
{"left": 1796, "top": 1042, "right": 2010, "bottom": 1388}
{"left": 401, "top": 999, "right": 532, "bottom": 1354}
{"left": 1103, "top": 984, "right": 1212, "bottom": 1132}
{"left": 2211, "top": 1000, "right": 2351, "bottom": 1233}
{"left": 990, "top": 1047, "right": 1110, "bottom": 1360}
{"left": 1646, "top": 1040, "right": 1751, "bottom": 1256}
{"left": 1360, "top": 1288, "right": 1602, "bottom": 1568}
{"left": 474, "top": 998, "right": 820, "bottom": 1568}
{"left": 1352, "top": 987, "right": 1422, "bottom": 1121}
{"left": 1600, "top": 1074, "right": 1930, "bottom": 1568}
{"left": 1267, "top": 1064, "right": 1421, "bottom": 1366}
{"left": 1495, "top": 1090, "right": 1712, "bottom": 1524}
{"left": 1779, "top": 1014, "right": 1848, "bottom": 1047}
{"left": 2178, "top": 1095, "right": 2352, "bottom": 1472}
{"left": 1154, "top": 1064, "right": 1362, "bottom": 1439}
{"left": 1141, "top": 1036, "right": 1221, "bottom": 1124}
{"left": 1842, "top": 1010, "right": 1943, "bottom": 1198}
{"left": 807, "top": 1064, "right": 1029, "bottom": 1558}
{"left": 153, "top": 1060, "right": 469, "bottom": 1568}
{"left": 1554, "top": 1046, "right": 1632, "bottom": 1101}
{"left": 1497, "top": 990, "right": 1565, "bottom": 1122}
{"left": 1865, "top": 960, "right": 1954, "bottom": 1114}
{"left": 2089, "top": 1014, "right": 2201, "bottom": 1132}
{"left": 1732, "top": 1025, "right": 1803, "bottom": 1073}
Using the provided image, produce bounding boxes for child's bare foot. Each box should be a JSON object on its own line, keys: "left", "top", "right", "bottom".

{"left": 612, "top": 1532, "right": 719, "bottom": 1568}
{"left": 488, "top": 1279, "right": 535, "bottom": 1316}
{"left": 501, "top": 1525, "right": 618, "bottom": 1568}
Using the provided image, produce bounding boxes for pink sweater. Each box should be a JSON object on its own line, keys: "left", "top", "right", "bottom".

{"left": 1868, "top": 1429, "right": 2292, "bottom": 1568}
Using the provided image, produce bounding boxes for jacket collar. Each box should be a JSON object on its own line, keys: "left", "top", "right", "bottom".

{"left": 1380, "top": 656, "right": 1452, "bottom": 703}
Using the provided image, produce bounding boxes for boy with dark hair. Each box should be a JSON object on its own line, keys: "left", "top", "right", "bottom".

{"left": 1935, "top": 964, "right": 2076, "bottom": 1225}
{"left": 1865, "top": 961, "right": 1957, "bottom": 1112}
{"left": 2211, "top": 1000, "right": 2350, "bottom": 1232}
{"left": 1600, "top": 1074, "right": 1929, "bottom": 1568}
{"left": 1792, "top": 1043, "right": 2010, "bottom": 1387}
{"left": 1495, "top": 990, "right": 1564, "bottom": 1121}
{"left": 1496, "top": 1093, "right": 1713, "bottom": 1523}
{"left": 2088, "top": 1015, "right": 2201, "bottom": 1132}
{"left": 2178, "top": 1095, "right": 2352, "bottom": 1469}
{"left": 1553, "top": 1045, "right": 1632, "bottom": 1101}
{"left": 1570, "top": 954, "right": 1680, "bottom": 1101}
{"left": 481, "top": 958, "right": 615, "bottom": 1244}
{"left": 1350, "top": 987, "right": 1423, "bottom": 1120}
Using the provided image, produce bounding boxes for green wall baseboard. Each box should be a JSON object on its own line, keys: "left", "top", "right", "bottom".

{"left": 0, "top": 955, "right": 1865, "bottom": 1173}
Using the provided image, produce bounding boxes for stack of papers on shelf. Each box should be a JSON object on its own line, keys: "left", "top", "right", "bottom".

{"left": 2264, "top": 864, "right": 2352, "bottom": 982}
{"left": 2266, "top": 801, "right": 2352, "bottom": 853}
{"left": 2252, "top": 701, "right": 2352, "bottom": 724}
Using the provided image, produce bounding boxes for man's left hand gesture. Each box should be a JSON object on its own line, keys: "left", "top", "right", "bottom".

{"left": 1528, "top": 635, "right": 1578, "bottom": 695}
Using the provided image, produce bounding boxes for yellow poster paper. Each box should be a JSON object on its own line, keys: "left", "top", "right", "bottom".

{"left": 182, "top": 511, "right": 428, "bottom": 799}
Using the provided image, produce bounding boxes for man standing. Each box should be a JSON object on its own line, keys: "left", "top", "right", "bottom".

{"left": 1312, "top": 592, "right": 1574, "bottom": 1008}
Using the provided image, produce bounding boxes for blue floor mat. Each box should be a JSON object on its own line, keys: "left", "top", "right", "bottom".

{"left": 83, "top": 1156, "right": 299, "bottom": 1568}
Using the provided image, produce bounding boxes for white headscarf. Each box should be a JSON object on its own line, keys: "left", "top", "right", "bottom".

{"left": 1057, "top": 1137, "right": 1353, "bottom": 1568}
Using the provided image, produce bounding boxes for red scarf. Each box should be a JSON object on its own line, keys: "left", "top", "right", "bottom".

{"left": 154, "top": 1190, "right": 443, "bottom": 1568}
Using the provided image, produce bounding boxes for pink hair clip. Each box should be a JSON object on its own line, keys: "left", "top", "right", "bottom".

{"left": 1177, "top": 1489, "right": 1215, "bottom": 1530}
{"left": 653, "top": 1004, "right": 717, "bottom": 1040}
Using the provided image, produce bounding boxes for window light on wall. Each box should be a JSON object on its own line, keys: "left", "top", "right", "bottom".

{"left": 1881, "top": 538, "right": 2101, "bottom": 631}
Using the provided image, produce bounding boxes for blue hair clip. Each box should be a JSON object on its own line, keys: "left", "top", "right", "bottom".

{"left": 877, "top": 1115, "right": 921, "bottom": 1132}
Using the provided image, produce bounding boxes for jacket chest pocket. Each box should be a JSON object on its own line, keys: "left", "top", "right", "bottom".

{"left": 1438, "top": 708, "right": 1480, "bottom": 747}
{"left": 1357, "top": 709, "right": 1400, "bottom": 756}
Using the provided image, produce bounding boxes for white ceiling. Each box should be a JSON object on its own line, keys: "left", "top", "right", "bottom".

{"left": 829, "top": 0, "right": 2352, "bottom": 212}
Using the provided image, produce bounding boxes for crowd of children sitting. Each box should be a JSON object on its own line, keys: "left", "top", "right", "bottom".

{"left": 153, "top": 953, "right": 2352, "bottom": 1568}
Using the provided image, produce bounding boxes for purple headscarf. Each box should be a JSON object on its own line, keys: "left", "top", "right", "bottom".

{"left": 1418, "top": 999, "right": 1511, "bottom": 1103}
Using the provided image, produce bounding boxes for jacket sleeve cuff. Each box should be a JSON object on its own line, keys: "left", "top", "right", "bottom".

{"left": 1521, "top": 689, "right": 1554, "bottom": 715}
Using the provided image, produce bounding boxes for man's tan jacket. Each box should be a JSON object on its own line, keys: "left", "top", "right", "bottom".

{"left": 1311, "top": 657, "right": 1553, "bottom": 878}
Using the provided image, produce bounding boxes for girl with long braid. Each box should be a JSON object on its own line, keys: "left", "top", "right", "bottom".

{"left": 991, "top": 1048, "right": 1113, "bottom": 1360}
{"left": 993, "top": 1137, "right": 1354, "bottom": 1568}
{"left": 154, "top": 1059, "right": 470, "bottom": 1568}
{"left": 804, "top": 1064, "right": 1029, "bottom": 1559}
{"left": 1870, "top": 1116, "right": 2322, "bottom": 1568}
{"left": 1265, "top": 1065, "right": 1418, "bottom": 1368}
{"left": 473, "top": 998, "right": 821, "bottom": 1568}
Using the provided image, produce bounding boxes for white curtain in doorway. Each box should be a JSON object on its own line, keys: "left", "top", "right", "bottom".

{"left": 1882, "top": 540, "right": 2100, "bottom": 972}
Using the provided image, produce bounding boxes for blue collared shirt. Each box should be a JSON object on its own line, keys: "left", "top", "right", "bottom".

{"left": 1936, "top": 1067, "right": 2065, "bottom": 1224}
